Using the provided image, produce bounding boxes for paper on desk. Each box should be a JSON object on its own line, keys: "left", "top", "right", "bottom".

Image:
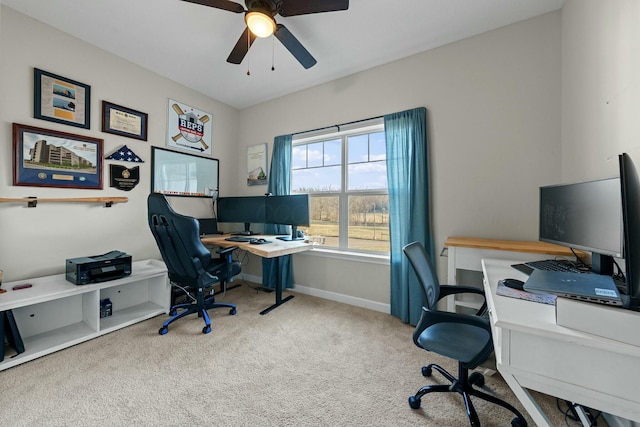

{"left": 496, "top": 281, "right": 557, "bottom": 305}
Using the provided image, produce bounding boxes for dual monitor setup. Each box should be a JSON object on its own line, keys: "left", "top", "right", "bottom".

{"left": 217, "top": 194, "right": 310, "bottom": 241}
{"left": 537, "top": 153, "right": 640, "bottom": 310}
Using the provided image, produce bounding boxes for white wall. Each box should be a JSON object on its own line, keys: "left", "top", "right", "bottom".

{"left": 561, "top": 0, "right": 640, "bottom": 180}
{"left": 0, "top": 7, "right": 240, "bottom": 281}
{"left": 237, "top": 12, "right": 562, "bottom": 301}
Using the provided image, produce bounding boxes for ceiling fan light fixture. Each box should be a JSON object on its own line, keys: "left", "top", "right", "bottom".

{"left": 245, "top": 11, "right": 276, "bottom": 38}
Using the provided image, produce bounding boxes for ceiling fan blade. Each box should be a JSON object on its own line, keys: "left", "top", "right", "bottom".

{"left": 274, "top": 24, "right": 317, "bottom": 69}
{"left": 227, "top": 27, "right": 258, "bottom": 64}
{"left": 278, "top": 0, "right": 349, "bottom": 17}
{"left": 181, "top": 0, "right": 244, "bottom": 13}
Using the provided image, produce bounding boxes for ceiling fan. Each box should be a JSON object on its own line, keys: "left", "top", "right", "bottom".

{"left": 181, "top": 0, "right": 349, "bottom": 69}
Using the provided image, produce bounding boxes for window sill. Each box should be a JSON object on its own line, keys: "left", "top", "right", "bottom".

{"left": 297, "top": 247, "right": 390, "bottom": 265}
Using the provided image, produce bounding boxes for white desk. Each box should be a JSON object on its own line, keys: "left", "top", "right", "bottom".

{"left": 482, "top": 259, "right": 640, "bottom": 426}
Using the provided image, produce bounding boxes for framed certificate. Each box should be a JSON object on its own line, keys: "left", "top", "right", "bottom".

{"left": 101, "top": 101, "right": 148, "bottom": 141}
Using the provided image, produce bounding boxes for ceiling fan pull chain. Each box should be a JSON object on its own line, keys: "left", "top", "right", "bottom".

{"left": 271, "top": 35, "right": 275, "bottom": 71}
{"left": 247, "top": 28, "right": 251, "bottom": 76}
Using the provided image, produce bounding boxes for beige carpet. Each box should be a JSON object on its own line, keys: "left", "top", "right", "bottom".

{"left": 0, "top": 283, "right": 583, "bottom": 426}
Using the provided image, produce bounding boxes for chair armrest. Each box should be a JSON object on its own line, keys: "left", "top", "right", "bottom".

{"left": 439, "top": 284, "right": 485, "bottom": 298}
{"left": 438, "top": 285, "right": 488, "bottom": 316}
{"left": 216, "top": 246, "right": 237, "bottom": 257}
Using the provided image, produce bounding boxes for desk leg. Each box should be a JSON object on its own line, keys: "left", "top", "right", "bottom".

{"left": 260, "top": 256, "right": 294, "bottom": 315}
{"left": 499, "top": 368, "right": 552, "bottom": 427}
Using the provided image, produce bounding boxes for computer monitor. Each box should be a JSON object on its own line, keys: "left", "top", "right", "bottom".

{"left": 619, "top": 153, "right": 640, "bottom": 309}
{"left": 265, "top": 194, "right": 310, "bottom": 241}
{"left": 539, "top": 177, "right": 623, "bottom": 275}
{"left": 216, "top": 196, "right": 266, "bottom": 235}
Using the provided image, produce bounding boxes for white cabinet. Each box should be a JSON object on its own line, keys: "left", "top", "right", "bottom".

{"left": 0, "top": 259, "right": 169, "bottom": 371}
{"left": 444, "top": 237, "right": 580, "bottom": 312}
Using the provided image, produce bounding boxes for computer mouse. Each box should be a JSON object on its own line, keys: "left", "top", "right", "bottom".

{"left": 502, "top": 278, "right": 525, "bottom": 291}
{"left": 250, "top": 238, "right": 269, "bottom": 244}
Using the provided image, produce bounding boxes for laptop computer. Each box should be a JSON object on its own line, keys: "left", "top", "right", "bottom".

{"left": 523, "top": 269, "right": 625, "bottom": 306}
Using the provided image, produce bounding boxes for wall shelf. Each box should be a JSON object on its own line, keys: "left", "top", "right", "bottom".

{"left": 0, "top": 196, "right": 128, "bottom": 208}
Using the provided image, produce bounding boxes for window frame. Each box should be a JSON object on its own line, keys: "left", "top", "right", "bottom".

{"left": 292, "top": 119, "right": 388, "bottom": 254}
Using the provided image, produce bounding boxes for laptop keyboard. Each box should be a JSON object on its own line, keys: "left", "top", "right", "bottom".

{"left": 524, "top": 259, "right": 586, "bottom": 274}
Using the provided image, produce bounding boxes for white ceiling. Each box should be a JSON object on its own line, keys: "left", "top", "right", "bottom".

{"left": 3, "top": 0, "right": 565, "bottom": 110}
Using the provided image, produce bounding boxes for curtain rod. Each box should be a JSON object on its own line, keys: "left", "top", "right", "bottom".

{"left": 291, "top": 114, "right": 384, "bottom": 136}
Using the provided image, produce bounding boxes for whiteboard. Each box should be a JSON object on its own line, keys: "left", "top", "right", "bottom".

{"left": 151, "top": 147, "right": 219, "bottom": 197}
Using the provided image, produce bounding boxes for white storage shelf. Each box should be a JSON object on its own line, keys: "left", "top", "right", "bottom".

{"left": 0, "top": 259, "right": 169, "bottom": 371}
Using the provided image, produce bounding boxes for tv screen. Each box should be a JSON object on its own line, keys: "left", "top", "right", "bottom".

{"left": 265, "top": 194, "right": 310, "bottom": 241}
{"left": 539, "top": 178, "right": 623, "bottom": 265}
{"left": 217, "top": 196, "right": 266, "bottom": 224}
{"left": 265, "top": 194, "right": 310, "bottom": 227}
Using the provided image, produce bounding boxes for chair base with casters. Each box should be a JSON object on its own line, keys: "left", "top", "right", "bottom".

{"left": 408, "top": 361, "right": 527, "bottom": 427}
{"left": 159, "top": 283, "right": 236, "bottom": 335}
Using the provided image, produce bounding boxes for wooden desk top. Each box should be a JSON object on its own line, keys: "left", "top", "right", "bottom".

{"left": 445, "top": 236, "right": 581, "bottom": 256}
{"left": 201, "top": 234, "right": 313, "bottom": 259}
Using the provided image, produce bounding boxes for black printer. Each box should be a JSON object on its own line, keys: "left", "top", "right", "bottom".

{"left": 66, "top": 250, "right": 132, "bottom": 285}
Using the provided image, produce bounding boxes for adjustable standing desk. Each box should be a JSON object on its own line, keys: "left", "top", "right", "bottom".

{"left": 482, "top": 258, "right": 640, "bottom": 426}
{"left": 201, "top": 235, "right": 312, "bottom": 314}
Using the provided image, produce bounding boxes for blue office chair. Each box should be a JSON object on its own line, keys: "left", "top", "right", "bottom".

{"left": 402, "top": 241, "right": 527, "bottom": 427}
{"left": 148, "top": 193, "right": 240, "bottom": 335}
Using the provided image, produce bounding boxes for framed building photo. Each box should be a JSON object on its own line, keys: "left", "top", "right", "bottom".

{"left": 33, "top": 68, "right": 91, "bottom": 129}
{"left": 13, "top": 123, "right": 103, "bottom": 189}
{"left": 101, "top": 101, "right": 148, "bottom": 141}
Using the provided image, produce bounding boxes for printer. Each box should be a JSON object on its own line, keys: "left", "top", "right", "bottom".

{"left": 66, "top": 250, "right": 132, "bottom": 285}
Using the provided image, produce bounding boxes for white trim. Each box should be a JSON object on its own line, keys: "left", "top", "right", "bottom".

{"left": 239, "top": 273, "right": 390, "bottom": 314}
{"left": 296, "top": 248, "right": 390, "bottom": 265}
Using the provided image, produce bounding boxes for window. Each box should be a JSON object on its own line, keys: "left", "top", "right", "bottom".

{"left": 291, "top": 120, "right": 389, "bottom": 253}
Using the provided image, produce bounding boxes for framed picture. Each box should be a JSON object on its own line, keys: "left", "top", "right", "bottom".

{"left": 247, "top": 143, "right": 268, "bottom": 186}
{"left": 101, "top": 101, "right": 148, "bottom": 141}
{"left": 33, "top": 68, "right": 91, "bottom": 129}
{"left": 166, "top": 99, "right": 213, "bottom": 155}
{"left": 13, "top": 123, "right": 103, "bottom": 189}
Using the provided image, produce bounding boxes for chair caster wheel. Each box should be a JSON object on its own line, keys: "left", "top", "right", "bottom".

{"left": 421, "top": 366, "right": 432, "bottom": 377}
{"left": 229, "top": 307, "right": 237, "bottom": 315}
{"left": 202, "top": 325, "right": 211, "bottom": 334}
{"left": 158, "top": 327, "right": 168, "bottom": 335}
{"left": 511, "top": 417, "right": 527, "bottom": 427}
{"left": 469, "top": 371, "right": 485, "bottom": 387}
{"left": 408, "top": 396, "right": 421, "bottom": 409}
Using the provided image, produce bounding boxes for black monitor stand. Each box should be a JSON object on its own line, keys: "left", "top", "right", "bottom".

{"left": 276, "top": 225, "right": 304, "bottom": 241}
{"left": 233, "top": 223, "right": 259, "bottom": 236}
{"left": 592, "top": 253, "right": 614, "bottom": 276}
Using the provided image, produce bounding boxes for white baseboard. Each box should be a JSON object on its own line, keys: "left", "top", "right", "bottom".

{"left": 239, "top": 273, "right": 390, "bottom": 314}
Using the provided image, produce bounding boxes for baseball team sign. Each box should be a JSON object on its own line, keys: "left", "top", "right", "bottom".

{"left": 166, "top": 99, "right": 212, "bottom": 155}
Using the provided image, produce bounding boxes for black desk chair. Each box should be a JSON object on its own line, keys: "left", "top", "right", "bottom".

{"left": 148, "top": 193, "right": 240, "bottom": 335}
{"left": 402, "top": 241, "right": 527, "bottom": 427}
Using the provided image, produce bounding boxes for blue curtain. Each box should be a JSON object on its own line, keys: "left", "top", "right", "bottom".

{"left": 385, "top": 107, "right": 433, "bottom": 325}
{"left": 262, "top": 134, "right": 293, "bottom": 290}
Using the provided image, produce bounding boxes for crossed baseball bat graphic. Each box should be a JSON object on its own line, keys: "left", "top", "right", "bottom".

{"left": 172, "top": 104, "right": 209, "bottom": 150}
